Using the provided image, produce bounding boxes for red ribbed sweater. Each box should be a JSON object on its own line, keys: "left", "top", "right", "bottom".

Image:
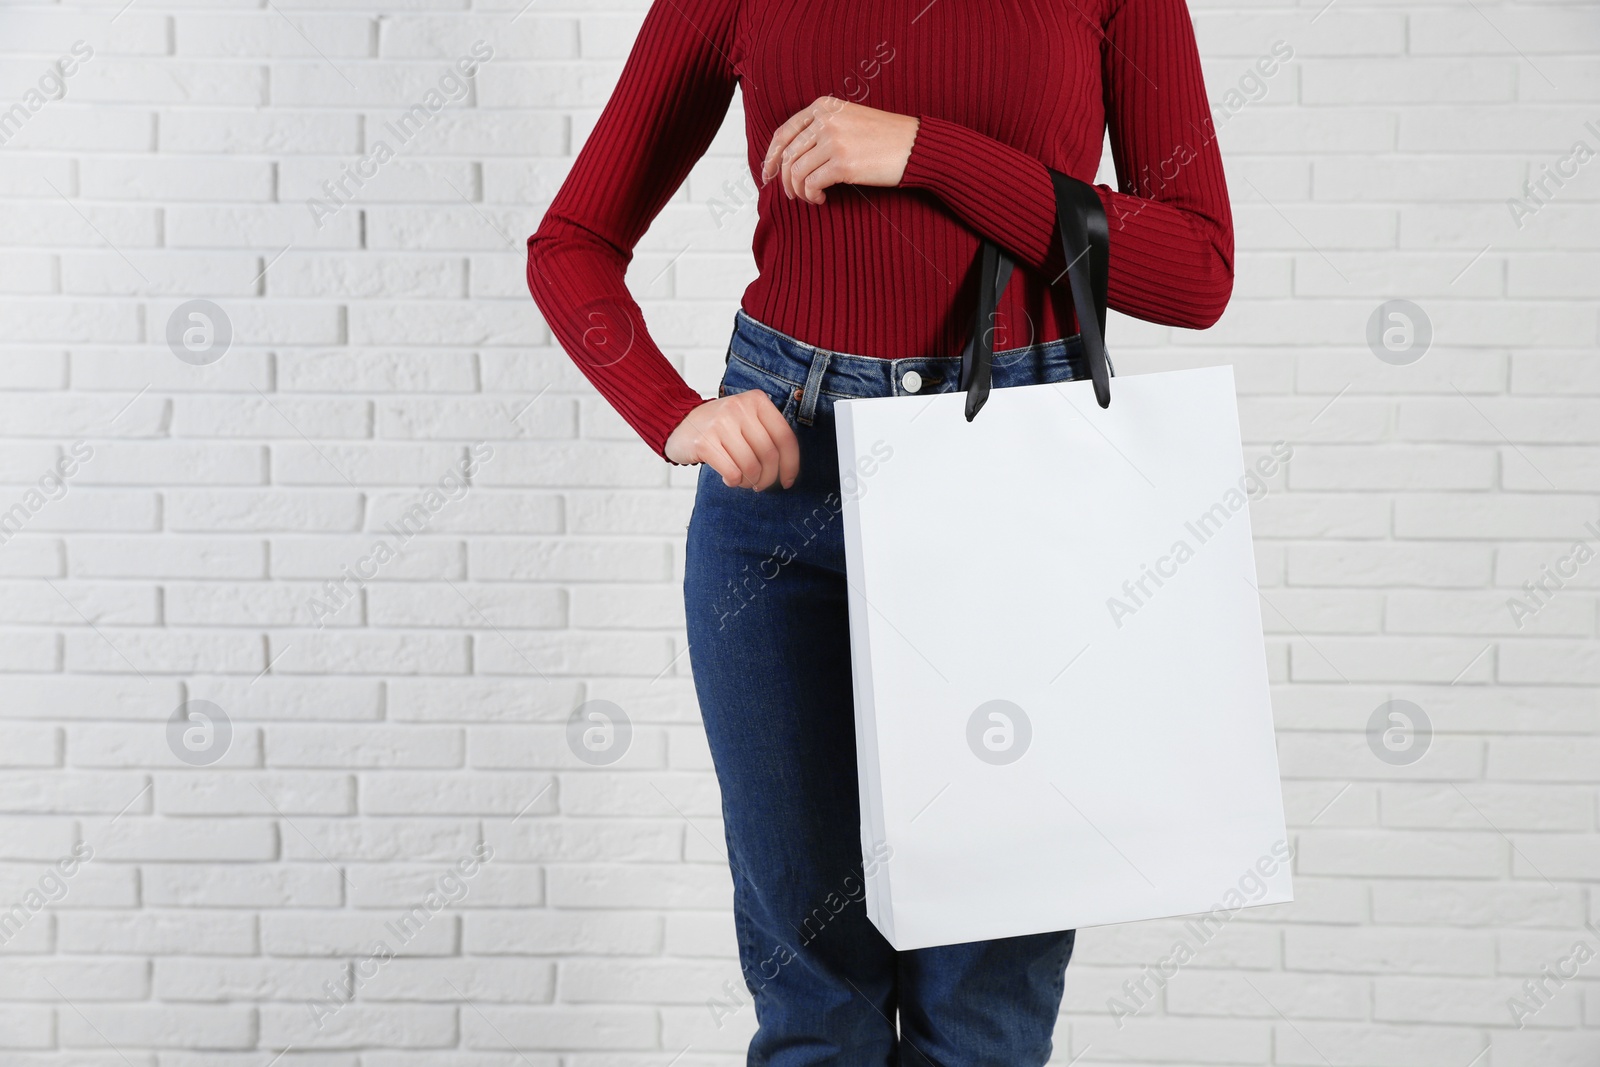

{"left": 527, "top": 0, "right": 1233, "bottom": 459}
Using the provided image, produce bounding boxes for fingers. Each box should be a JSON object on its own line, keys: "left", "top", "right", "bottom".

{"left": 762, "top": 104, "right": 818, "bottom": 183}
{"left": 783, "top": 136, "right": 832, "bottom": 204}
{"left": 752, "top": 394, "right": 801, "bottom": 488}
{"left": 777, "top": 126, "right": 817, "bottom": 198}
{"left": 696, "top": 436, "right": 743, "bottom": 489}
{"left": 739, "top": 415, "right": 782, "bottom": 491}
{"left": 682, "top": 392, "right": 803, "bottom": 492}
{"left": 669, "top": 399, "right": 752, "bottom": 488}
{"left": 717, "top": 414, "right": 764, "bottom": 489}
{"left": 764, "top": 96, "right": 848, "bottom": 189}
{"left": 728, "top": 392, "right": 788, "bottom": 490}
{"left": 675, "top": 390, "right": 800, "bottom": 495}
{"left": 797, "top": 158, "right": 846, "bottom": 204}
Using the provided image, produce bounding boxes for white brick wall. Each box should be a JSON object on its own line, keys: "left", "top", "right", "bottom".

{"left": 1, "top": 0, "right": 1598, "bottom": 1062}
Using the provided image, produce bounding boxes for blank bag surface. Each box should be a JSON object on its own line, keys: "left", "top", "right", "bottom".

{"left": 836, "top": 365, "right": 1292, "bottom": 950}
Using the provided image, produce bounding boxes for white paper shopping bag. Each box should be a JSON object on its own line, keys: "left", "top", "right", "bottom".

{"left": 835, "top": 364, "right": 1292, "bottom": 951}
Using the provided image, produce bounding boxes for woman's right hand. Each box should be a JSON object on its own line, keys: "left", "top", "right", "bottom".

{"left": 664, "top": 392, "right": 801, "bottom": 491}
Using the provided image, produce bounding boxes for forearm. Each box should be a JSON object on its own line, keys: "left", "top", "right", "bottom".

{"left": 897, "top": 115, "right": 1232, "bottom": 329}
{"left": 527, "top": 218, "right": 706, "bottom": 460}
{"left": 897, "top": 116, "right": 1061, "bottom": 271}
{"left": 520, "top": 0, "right": 738, "bottom": 459}
{"left": 1098, "top": 184, "right": 1233, "bottom": 329}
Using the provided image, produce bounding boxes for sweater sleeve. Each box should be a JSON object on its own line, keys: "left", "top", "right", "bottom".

{"left": 526, "top": 0, "right": 739, "bottom": 460}
{"left": 895, "top": 0, "right": 1234, "bottom": 329}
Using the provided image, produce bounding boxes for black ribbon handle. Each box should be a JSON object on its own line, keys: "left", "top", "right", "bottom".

{"left": 959, "top": 169, "right": 1111, "bottom": 420}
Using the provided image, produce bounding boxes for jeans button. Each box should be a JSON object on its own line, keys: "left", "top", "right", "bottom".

{"left": 902, "top": 370, "right": 922, "bottom": 394}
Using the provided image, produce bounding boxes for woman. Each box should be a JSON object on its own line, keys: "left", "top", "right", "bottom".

{"left": 528, "top": 0, "right": 1232, "bottom": 1060}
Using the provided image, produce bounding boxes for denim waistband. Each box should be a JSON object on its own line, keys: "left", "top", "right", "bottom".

{"left": 726, "top": 308, "right": 1092, "bottom": 404}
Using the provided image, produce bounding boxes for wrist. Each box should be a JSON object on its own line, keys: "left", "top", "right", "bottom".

{"left": 663, "top": 397, "right": 714, "bottom": 466}
{"left": 658, "top": 394, "right": 711, "bottom": 465}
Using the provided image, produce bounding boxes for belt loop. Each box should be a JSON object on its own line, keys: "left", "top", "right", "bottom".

{"left": 797, "top": 349, "right": 832, "bottom": 426}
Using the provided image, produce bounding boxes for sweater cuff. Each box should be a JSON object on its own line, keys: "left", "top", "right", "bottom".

{"left": 900, "top": 114, "right": 1002, "bottom": 197}
{"left": 896, "top": 114, "right": 1060, "bottom": 270}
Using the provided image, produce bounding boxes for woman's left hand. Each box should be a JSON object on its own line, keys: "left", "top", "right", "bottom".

{"left": 761, "top": 97, "right": 920, "bottom": 205}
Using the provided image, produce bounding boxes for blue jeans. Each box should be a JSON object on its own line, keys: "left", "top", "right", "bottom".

{"left": 684, "top": 310, "right": 1092, "bottom": 1066}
